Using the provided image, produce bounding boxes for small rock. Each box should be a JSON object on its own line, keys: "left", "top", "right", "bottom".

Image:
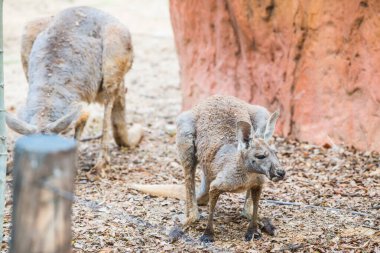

{"left": 165, "top": 124, "right": 176, "bottom": 137}
{"left": 369, "top": 169, "right": 380, "bottom": 179}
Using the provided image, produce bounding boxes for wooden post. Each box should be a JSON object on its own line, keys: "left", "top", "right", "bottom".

{"left": 0, "top": 0, "right": 6, "bottom": 244}
{"left": 10, "top": 135, "right": 77, "bottom": 253}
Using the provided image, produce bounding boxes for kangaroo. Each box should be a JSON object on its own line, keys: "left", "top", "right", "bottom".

{"left": 6, "top": 6, "right": 142, "bottom": 175}
{"left": 130, "top": 95, "right": 285, "bottom": 242}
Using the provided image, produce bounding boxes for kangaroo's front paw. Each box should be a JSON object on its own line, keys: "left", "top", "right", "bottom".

{"left": 260, "top": 217, "right": 276, "bottom": 236}
{"left": 200, "top": 230, "right": 214, "bottom": 243}
{"left": 91, "top": 157, "right": 110, "bottom": 178}
{"left": 245, "top": 227, "right": 262, "bottom": 241}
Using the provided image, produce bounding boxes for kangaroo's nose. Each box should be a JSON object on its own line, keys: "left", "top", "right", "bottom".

{"left": 277, "top": 170, "right": 285, "bottom": 178}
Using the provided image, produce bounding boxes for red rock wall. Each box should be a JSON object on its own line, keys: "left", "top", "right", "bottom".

{"left": 170, "top": 0, "right": 380, "bottom": 151}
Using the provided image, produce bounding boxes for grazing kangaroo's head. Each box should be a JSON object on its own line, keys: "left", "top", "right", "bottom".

{"left": 6, "top": 104, "right": 82, "bottom": 136}
{"left": 237, "top": 110, "right": 285, "bottom": 182}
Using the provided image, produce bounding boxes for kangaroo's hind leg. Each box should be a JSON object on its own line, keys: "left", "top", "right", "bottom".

{"left": 176, "top": 111, "right": 199, "bottom": 227}
{"left": 200, "top": 188, "right": 221, "bottom": 243}
{"left": 111, "top": 81, "right": 143, "bottom": 148}
{"left": 111, "top": 83, "right": 129, "bottom": 147}
{"left": 92, "top": 23, "right": 133, "bottom": 177}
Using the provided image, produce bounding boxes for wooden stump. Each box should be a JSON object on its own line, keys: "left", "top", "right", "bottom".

{"left": 10, "top": 135, "right": 77, "bottom": 253}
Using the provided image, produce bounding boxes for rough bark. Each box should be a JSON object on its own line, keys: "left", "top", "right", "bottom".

{"left": 10, "top": 135, "right": 76, "bottom": 253}
{"left": 170, "top": 0, "right": 380, "bottom": 151}
{"left": 0, "top": 0, "right": 6, "bottom": 243}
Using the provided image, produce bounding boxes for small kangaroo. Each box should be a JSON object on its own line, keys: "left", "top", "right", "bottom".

{"left": 130, "top": 95, "right": 285, "bottom": 242}
{"left": 6, "top": 7, "right": 142, "bottom": 175}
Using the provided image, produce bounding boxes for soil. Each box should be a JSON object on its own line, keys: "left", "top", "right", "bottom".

{"left": 2, "top": 0, "right": 379, "bottom": 252}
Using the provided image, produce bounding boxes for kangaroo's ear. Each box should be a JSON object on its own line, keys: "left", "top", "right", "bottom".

{"left": 237, "top": 121, "right": 253, "bottom": 150}
{"left": 45, "top": 105, "right": 82, "bottom": 134}
{"left": 264, "top": 109, "right": 280, "bottom": 141}
{"left": 6, "top": 113, "right": 37, "bottom": 135}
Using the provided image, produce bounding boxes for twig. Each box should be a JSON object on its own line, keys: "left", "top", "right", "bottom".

{"left": 262, "top": 199, "right": 376, "bottom": 217}
{"left": 80, "top": 134, "right": 102, "bottom": 142}
{"left": 362, "top": 225, "right": 380, "bottom": 231}
{"left": 277, "top": 243, "right": 305, "bottom": 252}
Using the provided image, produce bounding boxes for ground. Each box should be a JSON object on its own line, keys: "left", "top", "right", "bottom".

{"left": 2, "top": 0, "right": 379, "bottom": 252}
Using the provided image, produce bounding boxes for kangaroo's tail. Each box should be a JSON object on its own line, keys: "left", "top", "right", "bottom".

{"left": 128, "top": 184, "right": 186, "bottom": 200}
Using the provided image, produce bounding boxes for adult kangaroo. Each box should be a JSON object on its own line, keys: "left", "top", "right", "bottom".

{"left": 6, "top": 6, "right": 142, "bottom": 175}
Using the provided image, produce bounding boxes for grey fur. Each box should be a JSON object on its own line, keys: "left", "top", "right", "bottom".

{"left": 7, "top": 6, "right": 135, "bottom": 175}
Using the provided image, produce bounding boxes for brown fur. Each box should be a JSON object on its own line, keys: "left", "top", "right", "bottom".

{"left": 180, "top": 95, "right": 285, "bottom": 242}
{"left": 6, "top": 7, "right": 142, "bottom": 175}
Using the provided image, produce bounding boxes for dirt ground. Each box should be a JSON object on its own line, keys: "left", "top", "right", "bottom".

{"left": 2, "top": 0, "right": 379, "bottom": 252}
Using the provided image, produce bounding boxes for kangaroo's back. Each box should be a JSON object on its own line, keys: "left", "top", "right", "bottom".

{"left": 193, "top": 95, "right": 269, "bottom": 167}
{"left": 28, "top": 7, "right": 128, "bottom": 104}
{"left": 49, "top": 6, "right": 118, "bottom": 37}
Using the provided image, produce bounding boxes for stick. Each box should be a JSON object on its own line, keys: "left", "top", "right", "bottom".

{"left": 80, "top": 134, "right": 102, "bottom": 142}
{"left": 262, "top": 199, "right": 376, "bottom": 217}
{"left": 277, "top": 243, "right": 305, "bottom": 252}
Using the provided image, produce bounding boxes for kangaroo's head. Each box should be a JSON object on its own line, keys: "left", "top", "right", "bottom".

{"left": 237, "top": 110, "right": 285, "bottom": 182}
{"left": 5, "top": 104, "right": 82, "bottom": 136}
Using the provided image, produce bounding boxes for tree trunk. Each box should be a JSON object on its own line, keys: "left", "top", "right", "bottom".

{"left": 0, "top": 0, "right": 6, "bottom": 243}
{"left": 10, "top": 135, "right": 76, "bottom": 253}
{"left": 170, "top": 0, "right": 380, "bottom": 151}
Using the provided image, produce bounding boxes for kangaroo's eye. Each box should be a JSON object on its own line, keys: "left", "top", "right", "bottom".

{"left": 255, "top": 154, "right": 266, "bottom": 160}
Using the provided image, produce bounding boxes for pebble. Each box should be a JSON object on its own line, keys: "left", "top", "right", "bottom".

{"left": 165, "top": 124, "right": 176, "bottom": 137}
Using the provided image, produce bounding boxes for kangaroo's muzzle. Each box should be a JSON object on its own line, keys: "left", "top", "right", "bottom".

{"left": 269, "top": 167, "right": 286, "bottom": 182}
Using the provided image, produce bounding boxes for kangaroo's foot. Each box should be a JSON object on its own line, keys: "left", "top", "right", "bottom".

{"left": 87, "top": 154, "right": 110, "bottom": 180}
{"left": 259, "top": 217, "right": 276, "bottom": 236}
{"left": 183, "top": 208, "right": 200, "bottom": 228}
{"left": 200, "top": 228, "right": 214, "bottom": 243}
{"left": 245, "top": 227, "right": 262, "bottom": 241}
